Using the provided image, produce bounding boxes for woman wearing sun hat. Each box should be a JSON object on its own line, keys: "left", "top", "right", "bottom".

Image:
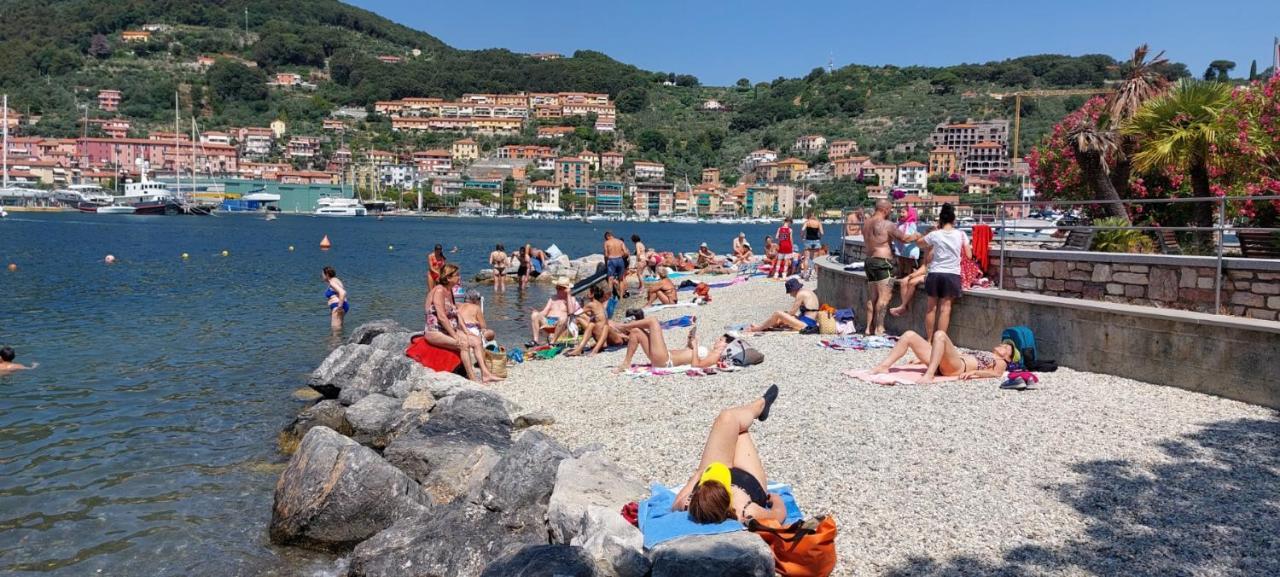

{"left": 672, "top": 385, "right": 788, "bottom": 524}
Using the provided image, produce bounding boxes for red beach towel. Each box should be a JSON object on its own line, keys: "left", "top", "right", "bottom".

{"left": 405, "top": 334, "right": 462, "bottom": 373}
{"left": 972, "top": 224, "right": 993, "bottom": 273}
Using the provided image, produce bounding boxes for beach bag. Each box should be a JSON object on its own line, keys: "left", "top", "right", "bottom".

{"left": 748, "top": 515, "right": 838, "bottom": 577}
{"left": 484, "top": 347, "right": 509, "bottom": 378}
{"left": 816, "top": 311, "right": 837, "bottom": 335}
{"left": 960, "top": 258, "right": 984, "bottom": 289}
{"left": 1000, "top": 326, "right": 1038, "bottom": 364}
{"left": 723, "top": 339, "right": 764, "bottom": 366}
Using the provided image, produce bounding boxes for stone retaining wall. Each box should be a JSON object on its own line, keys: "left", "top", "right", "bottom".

{"left": 816, "top": 258, "right": 1280, "bottom": 410}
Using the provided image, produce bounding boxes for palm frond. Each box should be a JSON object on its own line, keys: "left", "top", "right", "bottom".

{"left": 1122, "top": 79, "right": 1232, "bottom": 172}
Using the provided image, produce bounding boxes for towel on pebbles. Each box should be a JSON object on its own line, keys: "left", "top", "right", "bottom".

{"left": 845, "top": 364, "right": 967, "bottom": 386}
{"left": 642, "top": 302, "right": 700, "bottom": 314}
{"left": 624, "top": 364, "right": 737, "bottom": 377}
{"left": 638, "top": 482, "right": 804, "bottom": 549}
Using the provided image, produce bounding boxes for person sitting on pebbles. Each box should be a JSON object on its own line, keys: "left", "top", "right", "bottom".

{"left": 610, "top": 317, "right": 734, "bottom": 373}
{"left": 644, "top": 267, "right": 678, "bottom": 306}
{"left": 745, "top": 278, "right": 820, "bottom": 333}
{"left": 673, "top": 385, "right": 789, "bottom": 525}
{"left": 457, "top": 289, "right": 496, "bottom": 343}
{"left": 869, "top": 330, "right": 1017, "bottom": 384}
{"left": 528, "top": 277, "right": 582, "bottom": 347}
{"left": 565, "top": 285, "right": 629, "bottom": 357}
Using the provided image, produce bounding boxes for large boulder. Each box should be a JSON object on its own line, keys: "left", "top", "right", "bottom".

{"left": 368, "top": 330, "right": 414, "bottom": 354}
{"left": 348, "top": 319, "right": 407, "bottom": 346}
{"left": 384, "top": 389, "right": 514, "bottom": 503}
{"left": 475, "top": 430, "right": 570, "bottom": 532}
{"left": 307, "top": 343, "right": 431, "bottom": 403}
{"left": 648, "top": 532, "right": 774, "bottom": 577}
{"left": 345, "top": 393, "right": 429, "bottom": 449}
{"left": 279, "top": 399, "right": 350, "bottom": 455}
{"left": 345, "top": 502, "right": 545, "bottom": 577}
{"left": 268, "top": 427, "right": 429, "bottom": 551}
{"left": 480, "top": 545, "right": 601, "bottom": 577}
{"left": 548, "top": 451, "right": 649, "bottom": 577}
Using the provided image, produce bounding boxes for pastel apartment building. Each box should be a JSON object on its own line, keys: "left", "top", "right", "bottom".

{"left": 896, "top": 161, "right": 929, "bottom": 193}
{"left": 869, "top": 164, "right": 898, "bottom": 188}
{"left": 537, "top": 126, "right": 576, "bottom": 139}
{"left": 74, "top": 137, "right": 238, "bottom": 175}
{"left": 413, "top": 149, "right": 453, "bottom": 174}
{"left": 963, "top": 141, "right": 1011, "bottom": 176}
{"left": 526, "top": 180, "right": 561, "bottom": 212}
{"left": 451, "top": 138, "right": 479, "bottom": 163}
{"left": 390, "top": 116, "right": 522, "bottom": 135}
{"left": 828, "top": 139, "right": 858, "bottom": 159}
{"left": 600, "top": 151, "right": 624, "bottom": 173}
{"left": 740, "top": 149, "right": 778, "bottom": 173}
{"left": 121, "top": 30, "right": 151, "bottom": 43}
{"left": 555, "top": 157, "right": 592, "bottom": 190}
{"left": 929, "top": 120, "right": 1010, "bottom": 176}
{"left": 702, "top": 167, "right": 721, "bottom": 185}
{"left": 928, "top": 147, "right": 959, "bottom": 177}
{"left": 286, "top": 136, "right": 321, "bottom": 160}
{"left": 98, "top": 89, "right": 122, "bottom": 112}
{"left": 633, "top": 160, "right": 665, "bottom": 181}
{"left": 238, "top": 128, "right": 274, "bottom": 158}
{"left": 633, "top": 181, "right": 675, "bottom": 216}
{"left": 200, "top": 131, "right": 231, "bottom": 146}
{"left": 833, "top": 156, "right": 873, "bottom": 179}
{"left": 793, "top": 135, "right": 827, "bottom": 155}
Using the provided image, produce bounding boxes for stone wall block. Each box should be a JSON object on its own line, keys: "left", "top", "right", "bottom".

{"left": 1112, "top": 272, "right": 1149, "bottom": 285}
{"left": 1148, "top": 268, "right": 1179, "bottom": 302}
{"left": 1029, "top": 261, "right": 1054, "bottom": 278}
{"left": 1105, "top": 283, "right": 1124, "bottom": 295}
{"left": 1053, "top": 261, "right": 1070, "bottom": 279}
{"left": 1231, "top": 292, "right": 1265, "bottom": 307}
{"left": 1124, "top": 285, "right": 1146, "bottom": 298}
{"left": 1092, "top": 263, "right": 1112, "bottom": 283}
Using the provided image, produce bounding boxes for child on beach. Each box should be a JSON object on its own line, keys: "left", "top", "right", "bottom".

{"left": 771, "top": 217, "right": 795, "bottom": 279}
{"left": 0, "top": 347, "right": 36, "bottom": 372}
{"left": 889, "top": 263, "right": 928, "bottom": 317}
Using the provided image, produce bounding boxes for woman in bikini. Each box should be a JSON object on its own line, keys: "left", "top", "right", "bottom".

{"left": 674, "top": 385, "right": 789, "bottom": 525}
{"left": 423, "top": 264, "right": 503, "bottom": 383}
{"left": 611, "top": 317, "right": 735, "bottom": 374}
{"left": 746, "top": 278, "right": 819, "bottom": 333}
{"left": 322, "top": 266, "right": 348, "bottom": 331}
{"left": 644, "top": 267, "right": 678, "bottom": 306}
{"left": 489, "top": 244, "right": 509, "bottom": 292}
{"left": 565, "top": 285, "right": 628, "bottom": 357}
{"left": 427, "top": 245, "right": 447, "bottom": 291}
{"left": 869, "top": 329, "right": 1016, "bottom": 384}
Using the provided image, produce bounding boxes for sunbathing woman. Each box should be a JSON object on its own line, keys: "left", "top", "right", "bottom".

{"left": 672, "top": 385, "right": 789, "bottom": 525}
{"left": 746, "top": 278, "right": 819, "bottom": 332}
{"left": 644, "top": 267, "right": 678, "bottom": 306}
{"left": 565, "top": 285, "right": 629, "bottom": 357}
{"left": 424, "top": 264, "right": 504, "bottom": 383}
{"left": 869, "top": 330, "right": 1016, "bottom": 384}
{"left": 611, "top": 317, "right": 735, "bottom": 373}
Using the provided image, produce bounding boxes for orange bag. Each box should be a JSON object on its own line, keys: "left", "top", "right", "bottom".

{"left": 748, "top": 515, "right": 837, "bottom": 577}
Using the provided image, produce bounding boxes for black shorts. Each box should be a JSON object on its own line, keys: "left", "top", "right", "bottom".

{"left": 924, "top": 273, "right": 963, "bottom": 299}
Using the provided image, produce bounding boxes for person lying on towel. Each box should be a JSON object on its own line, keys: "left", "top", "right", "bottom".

{"left": 869, "top": 330, "right": 1017, "bottom": 384}
{"left": 565, "top": 285, "right": 629, "bottom": 357}
{"left": 609, "top": 317, "right": 733, "bottom": 374}
{"left": 672, "top": 385, "right": 789, "bottom": 524}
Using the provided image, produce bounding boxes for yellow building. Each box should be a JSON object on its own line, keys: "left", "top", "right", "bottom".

{"left": 928, "top": 147, "right": 959, "bottom": 177}
{"left": 452, "top": 138, "right": 479, "bottom": 163}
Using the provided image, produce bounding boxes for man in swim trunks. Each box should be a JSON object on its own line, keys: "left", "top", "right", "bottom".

{"left": 528, "top": 277, "right": 581, "bottom": 347}
{"left": 603, "top": 231, "right": 630, "bottom": 299}
{"left": 863, "top": 200, "right": 920, "bottom": 336}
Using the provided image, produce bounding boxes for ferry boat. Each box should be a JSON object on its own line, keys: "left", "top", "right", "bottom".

{"left": 78, "top": 179, "right": 180, "bottom": 215}
{"left": 314, "top": 197, "right": 367, "bottom": 217}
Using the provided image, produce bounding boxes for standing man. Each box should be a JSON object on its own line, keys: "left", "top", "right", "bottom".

{"left": 772, "top": 217, "right": 795, "bottom": 279}
{"left": 863, "top": 200, "right": 920, "bottom": 336}
{"left": 603, "top": 231, "right": 630, "bottom": 299}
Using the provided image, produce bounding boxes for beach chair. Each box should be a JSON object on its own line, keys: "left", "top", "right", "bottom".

{"left": 1041, "top": 228, "right": 1094, "bottom": 251}
{"left": 1155, "top": 230, "right": 1182, "bottom": 255}
{"left": 1238, "top": 230, "right": 1280, "bottom": 259}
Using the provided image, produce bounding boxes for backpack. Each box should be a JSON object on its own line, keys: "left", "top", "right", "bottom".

{"left": 748, "top": 515, "right": 838, "bottom": 577}
{"left": 723, "top": 338, "right": 764, "bottom": 366}
{"left": 1000, "top": 326, "right": 1038, "bottom": 364}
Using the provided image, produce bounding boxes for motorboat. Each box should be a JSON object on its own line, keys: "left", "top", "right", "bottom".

{"left": 314, "top": 196, "right": 367, "bottom": 217}
{"left": 96, "top": 204, "right": 137, "bottom": 215}
{"left": 54, "top": 184, "right": 114, "bottom": 208}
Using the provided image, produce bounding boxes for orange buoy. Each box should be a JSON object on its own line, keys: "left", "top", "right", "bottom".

{"left": 320, "top": 235, "right": 332, "bottom": 250}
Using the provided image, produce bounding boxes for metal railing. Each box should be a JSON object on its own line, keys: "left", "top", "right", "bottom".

{"left": 843, "top": 195, "right": 1280, "bottom": 316}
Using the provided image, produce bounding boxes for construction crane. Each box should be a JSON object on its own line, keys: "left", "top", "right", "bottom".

{"left": 989, "top": 88, "right": 1112, "bottom": 160}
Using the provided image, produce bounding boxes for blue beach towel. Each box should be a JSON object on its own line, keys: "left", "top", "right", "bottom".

{"left": 638, "top": 482, "right": 804, "bottom": 549}
{"left": 660, "top": 315, "right": 695, "bottom": 329}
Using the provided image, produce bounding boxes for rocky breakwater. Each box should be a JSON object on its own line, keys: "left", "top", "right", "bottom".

{"left": 270, "top": 320, "right": 774, "bottom": 577}
{"left": 474, "top": 253, "right": 606, "bottom": 284}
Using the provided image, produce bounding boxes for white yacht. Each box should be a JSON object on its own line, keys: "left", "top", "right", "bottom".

{"left": 96, "top": 204, "right": 137, "bottom": 214}
{"left": 314, "top": 197, "right": 367, "bottom": 217}
{"left": 55, "top": 184, "right": 114, "bottom": 208}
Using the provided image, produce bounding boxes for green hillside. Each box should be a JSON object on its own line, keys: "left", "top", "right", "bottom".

{"left": 0, "top": 0, "right": 1192, "bottom": 186}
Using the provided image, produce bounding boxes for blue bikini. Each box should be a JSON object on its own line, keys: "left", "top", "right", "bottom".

{"left": 325, "top": 287, "right": 349, "bottom": 313}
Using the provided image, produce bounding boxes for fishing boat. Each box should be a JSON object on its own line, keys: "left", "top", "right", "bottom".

{"left": 314, "top": 197, "right": 367, "bottom": 217}
{"left": 78, "top": 166, "right": 180, "bottom": 214}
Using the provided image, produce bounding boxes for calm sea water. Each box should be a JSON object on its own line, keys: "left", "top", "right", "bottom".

{"left": 0, "top": 213, "right": 782, "bottom": 576}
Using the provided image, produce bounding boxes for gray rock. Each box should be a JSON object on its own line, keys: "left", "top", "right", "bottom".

{"left": 476, "top": 431, "right": 570, "bottom": 532}
{"left": 480, "top": 545, "right": 602, "bottom": 577}
{"left": 308, "top": 343, "right": 432, "bottom": 403}
{"left": 548, "top": 452, "right": 649, "bottom": 577}
{"left": 348, "top": 319, "right": 407, "bottom": 346}
{"left": 346, "top": 501, "right": 545, "bottom": 577}
{"left": 368, "top": 330, "right": 413, "bottom": 353}
{"left": 422, "top": 370, "right": 481, "bottom": 399}
{"left": 279, "top": 400, "right": 351, "bottom": 455}
{"left": 345, "top": 393, "right": 404, "bottom": 449}
{"left": 384, "top": 389, "right": 514, "bottom": 504}
{"left": 514, "top": 410, "right": 557, "bottom": 429}
{"left": 648, "top": 532, "right": 774, "bottom": 577}
{"left": 269, "top": 427, "right": 429, "bottom": 551}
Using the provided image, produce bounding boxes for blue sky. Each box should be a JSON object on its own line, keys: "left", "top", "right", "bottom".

{"left": 350, "top": 0, "right": 1279, "bottom": 86}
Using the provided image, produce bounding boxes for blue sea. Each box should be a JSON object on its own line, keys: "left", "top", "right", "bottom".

{"left": 0, "top": 213, "right": 783, "bottom": 575}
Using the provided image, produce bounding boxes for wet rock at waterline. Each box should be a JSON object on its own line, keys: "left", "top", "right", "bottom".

{"left": 368, "top": 330, "right": 413, "bottom": 353}
{"left": 307, "top": 343, "right": 431, "bottom": 403}
{"left": 279, "top": 399, "right": 351, "bottom": 455}
{"left": 269, "top": 427, "right": 429, "bottom": 551}
{"left": 479, "top": 545, "right": 602, "bottom": 577}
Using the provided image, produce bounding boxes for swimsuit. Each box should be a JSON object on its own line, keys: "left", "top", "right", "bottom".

{"left": 865, "top": 256, "right": 894, "bottom": 283}
{"left": 425, "top": 291, "right": 459, "bottom": 333}
{"left": 730, "top": 467, "right": 770, "bottom": 509}
{"left": 324, "top": 287, "right": 349, "bottom": 313}
{"left": 607, "top": 256, "right": 627, "bottom": 279}
{"left": 804, "top": 224, "right": 822, "bottom": 250}
{"left": 968, "top": 350, "right": 998, "bottom": 371}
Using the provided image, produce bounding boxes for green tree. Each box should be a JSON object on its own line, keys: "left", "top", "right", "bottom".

{"left": 931, "top": 70, "right": 960, "bottom": 94}
{"left": 1066, "top": 119, "right": 1127, "bottom": 221}
{"left": 207, "top": 59, "right": 267, "bottom": 103}
{"left": 1203, "top": 60, "right": 1235, "bottom": 81}
{"left": 1249, "top": 59, "right": 1258, "bottom": 81}
{"left": 88, "top": 34, "right": 112, "bottom": 59}
{"left": 1105, "top": 45, "right": 1172, "bottom": 199}
{"left": 735, "top": 78, "right": 751, "bottom": 90}
{"left": 1123, "top": 80, "right": 1234, "bottom": 246}
{"left": 635, "top": 130, "right": 668, "bottom": 153}
{"left": 615, "top": 86, "right": 648, "bottom": 113}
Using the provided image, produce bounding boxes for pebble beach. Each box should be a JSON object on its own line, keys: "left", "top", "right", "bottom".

{"left": 498, "top": 274, "right": 1280, "bottom": 577}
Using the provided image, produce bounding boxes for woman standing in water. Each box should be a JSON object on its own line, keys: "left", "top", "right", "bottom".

{"left": 489, "top": 243, "right": 509, "bottom": 292}
{"left": 322, "top": 266, "right": 348, "bottom": 331}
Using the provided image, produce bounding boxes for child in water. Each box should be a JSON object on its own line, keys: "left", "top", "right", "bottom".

{"left": 0, "top": 346, "right": 36, "bottom": 372}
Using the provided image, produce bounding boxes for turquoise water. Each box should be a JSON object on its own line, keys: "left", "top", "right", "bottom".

{"left": 0, "top": 213, "right": 781, "bottom": 575}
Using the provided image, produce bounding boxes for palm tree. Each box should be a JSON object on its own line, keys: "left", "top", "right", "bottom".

{"left": 1122, "top": 79, "right": 1234, "bottom": 247}
{"left": 1107, "top": 45, "right": 1172, "bottom": 197}
{"left": 1067, "top": 120, "right": 1128, "bottom": 220}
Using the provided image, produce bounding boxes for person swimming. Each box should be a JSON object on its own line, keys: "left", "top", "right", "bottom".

{"left": 0, "top": 346, "right": 36, "bottom": 372}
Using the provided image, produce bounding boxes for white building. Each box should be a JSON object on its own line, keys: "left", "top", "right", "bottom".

{"left": 896, "top": 161, "right": 929, "bottom": 193}
{"left": 526, "top": 180, "right": 562, "bottom": 212}
{"left": 793, "top": 135, "right": 827, "bottom": 155}
{"left": 633, "top": 160, "right": 665, "bottom": 181}
{"left": 379, "top": 164, "right": 420, "bottom": 189}
{"left": 740, "top": 149, "right": 778, "bottom": 173}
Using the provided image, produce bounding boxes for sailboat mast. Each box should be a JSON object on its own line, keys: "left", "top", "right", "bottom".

{"left": 174, "top": 91, "right": 180, "bottom": 193}
{"left": 3, "top": 94, "right": 8, "bottom": 190}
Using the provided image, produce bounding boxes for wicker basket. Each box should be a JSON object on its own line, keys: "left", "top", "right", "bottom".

{"left": 484, "top": 348, "right": 509, "bottom": 378}
{"left": 816, "top": 311, "right": 837, "bottom": 335}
